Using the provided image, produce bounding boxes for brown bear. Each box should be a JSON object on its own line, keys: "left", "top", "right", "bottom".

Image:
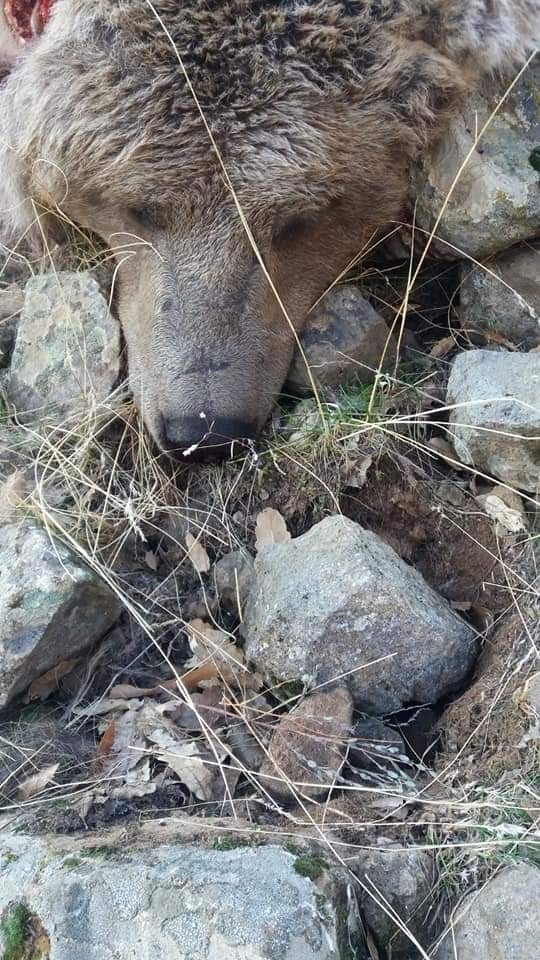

{"left": 0, "top": 1, "right": 538, "bottom": 458}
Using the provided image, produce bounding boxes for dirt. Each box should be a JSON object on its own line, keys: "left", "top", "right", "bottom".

{"left": 437, "top": 601, "right": 539, "bottom": 783}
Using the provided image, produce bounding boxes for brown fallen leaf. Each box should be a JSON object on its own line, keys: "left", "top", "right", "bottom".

{"left": 427, "top": 436, "right": 457, "bottom": 462}
{"left": 185, "top": 532, "right": 211, "bottom": 573}
{"left": 255, "top": 507, "right": 291, "bottom": 552}
{"left": 146, "top": 733, "right": 217, "bottom": 800}
{"left": 346, "top": 455, "right": 373, "bottom": 489}
{"left": 186, "top": 619, "right": 246, "bottom": 682}
{"left": 0, "top": 470, "right": 30, "bottom": 525}
{"left": 25, "top": 659, "right": 80, "bottom": 703}
{"left": 17, "top": 762, "right": 59, "bottom": 800}
{"left": 484, "top": 329, "right": 517, "bottom": 350}
{"left": 181, "top": 661, "right": 222, "bottom": 690}
{"left": 109, "top": 680, "right": 178, "bottom": 700}
{"left": 96, "top": 719, "right": 117, "bottom": 767}
{"left": 429, "top": 335, "right": 456, "bottom": 359}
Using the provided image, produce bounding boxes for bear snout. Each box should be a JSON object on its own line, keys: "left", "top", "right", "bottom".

{"left": 158, "top": 414, "right": 257, "bottom": 463}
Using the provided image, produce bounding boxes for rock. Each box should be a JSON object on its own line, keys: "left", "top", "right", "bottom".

{"left": 447, "top": 349, "right": 540, "bottom": 491}
{"left": 7, "top": 271, "right": 120, "bottom": 421}
{"left": 287, "top": 284, "right": 395, "bottom": 392}
{"left": 242, "top": 516, "right": 476, "bottom": 714}
{"left": 0, "top": 520, "right": 120, "bottom": 707}
{"left": 0, "top": 283, "right": 23, "bottom": 367}
{"left": 259, "top": 686, "right": 353, "bottom": 802}
{"left": 0, "top": 831, "right": 351, "bottom": 960}
{"left": 353, "top": 844, "right": 433, "bottom": 960}
{"left": 212, "top": 549, "right": 255, "bottom": 615}
{"left": 416, "top": 65, "right": 540, "bottom": 258}
{"left": 459, "top": 243, "right": 540, "bottom": 349}
{"left": 435, "top": 863, "right": 540, "bottom": 960}
{"left": 350, "top": 717, "right": 406, "bottom": 773}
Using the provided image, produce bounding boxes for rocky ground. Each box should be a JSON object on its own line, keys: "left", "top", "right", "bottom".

{"left": 0, "top": 68, "right": 538, "bottom": 960}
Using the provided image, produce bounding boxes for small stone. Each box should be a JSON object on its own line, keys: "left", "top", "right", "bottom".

{"left": 350, "top": 717, "right": 405, "bottom": 772}
{"left": 353, "top": 843, "right": 433, "bottom": 959}
{"left": 287, "top": 283, "right": 395, "bottom": 392}
{"left": 416, "top": 64, "right": 540, "bottom": 258}
{"left": 0, "top": 520, "right": 121, "bottom": 707}
{"left": 242, "top": 516, "right": 476, "bottom": 714}
{"left": 7, "top": 271, "right": 120, "bottom": 421}
{"left": 259, "top": 686, "right": 353, "bottom": 801}
{"left": 459, "top": 243, "right": 540, "bottom": 349}
{"left": 447, "top": 349, "right": 540, "bottom": 491}
{"left": 435, "top": 863, "right": 540, "bottom": 960}
{"left": 212, "top": 549, "right": 255, "bottom": 615}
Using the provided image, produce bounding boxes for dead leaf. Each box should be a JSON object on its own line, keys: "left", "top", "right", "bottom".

{"left": 146, "top": 733, "right": 216, "bottom": 800}
{"left": 144, "top": 549, "right": 159, "bottom": 571}
{"left": 255, "top": 507, "right": 291, "bottom": 552}
{"left": 181, "top": 661, "right": 221, "bottom": 690}
{"left": 476, "top": 493, "right": 526, "bottom": 534}
{"left": 0, "top": 470, "right": 30, "bottom": 525}
{"left": 25, "top": 659, "right": 79, "bottom": 703}
{"left": 17, "top": 763, "right": 59, "bottom": 800}
{"left": 96, "top": 719, "right": 117, "bottom": 767}
{"left": 109, "top": 680, "right": 178, "bottom": 700}
{"left": 429, "top": 335, "right": 456, "bottom": 359}
{"left": 185, "top": 532, "right": 211, "bottom": 573}
{"left": 427, "top": 437, "right": 457, "bottom": 461}
{"left": 484, "top": 329, "right": 517, "bottom": 350}
{"left": 346, "top": 455, "right": 373, "bottom": 489}
{"left": 185, "top": 619, "right": 247, "bottom": 687}
{"left": 97, "top": 706, "right": 148, "bottom": 779}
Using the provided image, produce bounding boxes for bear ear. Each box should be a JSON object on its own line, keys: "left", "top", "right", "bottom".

{"left": 0, "top": 4, "right": 23, "bottom": 75}
{"left": 1, "top": 0, "right": 50, "bottom": 73}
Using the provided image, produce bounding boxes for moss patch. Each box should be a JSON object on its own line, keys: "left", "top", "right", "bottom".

{"left": 293, "top": 854, "right": 328, "bottom": 881}
{"left": 0, "top": 904, "right": 28, "bottom": 960}
{"left": 0, "top": 903, "right": 49, "bottom": 960}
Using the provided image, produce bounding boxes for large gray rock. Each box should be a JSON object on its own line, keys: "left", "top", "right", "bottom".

{"left": 459, "top": 244, "right": 540, "bottom": 349}
{"left": 354, "top": 844, "right": 433, "bottom": 960}
{"left": 447, "top": 350, "right": 540, "bottom": 491}
{"left": 0, "top": 521, "right": 120, "bottom": 707}
{"left": 242, "top": 516, "right": 476, "bottom": 714}
{"left": 435, "top": 863, "right": 540, "bottom": 959}
{"left": 7, "top": 271, "right": 120, "bottom": 420}
{"left": 287, "top": 284, "right": 395, "bottom": 392}
{"left": 0, "top": 832, "right": 350, "bottom": 959}
{"left": 416, "top": 65, "right": 540, "bottom": 258}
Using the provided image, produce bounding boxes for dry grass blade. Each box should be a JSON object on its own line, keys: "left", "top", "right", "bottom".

{"left": 185, "top": 531, "right": 211, "bottom": 572}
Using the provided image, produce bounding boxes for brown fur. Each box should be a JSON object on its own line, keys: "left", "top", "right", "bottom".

{"left": 1, "top": 1, "right": 538, "bottom": 456}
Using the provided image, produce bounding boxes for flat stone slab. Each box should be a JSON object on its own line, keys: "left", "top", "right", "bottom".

{"left": 0, "top": 831, "right": 349, "bottom": 959}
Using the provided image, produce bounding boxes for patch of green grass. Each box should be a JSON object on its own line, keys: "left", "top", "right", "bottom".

{"left": 0, "top": 903, "right": 29, "bottom": 960}
{"left": 212, "top": 835, "right": 258, "bottom": 851}
{"left": 293, "top": 854, "right": 328, "bottom": 881}
{"left": 82, "top": 845, "right": 116, "bottom": 861}
{"left": 61, "top": 857, "right": 82, "bottom": 870}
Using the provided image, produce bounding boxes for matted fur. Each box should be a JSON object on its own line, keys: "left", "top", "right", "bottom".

{"left": 0, "top": 1, "right": 538, "bottom": 454}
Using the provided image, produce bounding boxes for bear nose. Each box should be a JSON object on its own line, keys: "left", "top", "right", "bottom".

{"left": 160, "top": 415, "right": 256, "bottom": 462}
